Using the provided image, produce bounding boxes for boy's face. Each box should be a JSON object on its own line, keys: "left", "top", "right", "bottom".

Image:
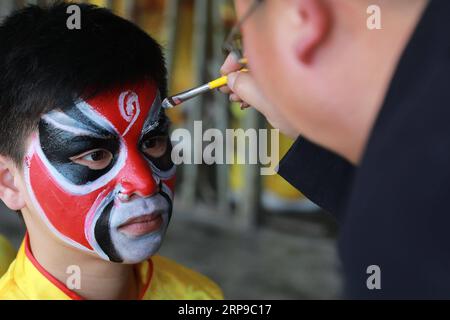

{"left": 23, "top": 80, "right": 175, "bottom": 264}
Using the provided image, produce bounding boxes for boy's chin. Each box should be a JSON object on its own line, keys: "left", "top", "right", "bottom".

{"left": 113, "top": 246, "right": 162, "bottom": 265}
{"left": 105, "top": 227, "right": 166, "bottom": 264}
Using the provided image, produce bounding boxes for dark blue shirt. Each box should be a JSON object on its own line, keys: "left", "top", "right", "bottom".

{"left": 278, "top": 0, "right": 450, "bottom": 299}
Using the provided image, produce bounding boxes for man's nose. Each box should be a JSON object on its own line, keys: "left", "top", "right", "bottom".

{"left": 117, "top": 150, "right": 158, "bottom": 199}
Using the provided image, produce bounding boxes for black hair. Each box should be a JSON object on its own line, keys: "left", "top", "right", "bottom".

{"left": 0, "top": 1, "right": 168, "bottom": 165}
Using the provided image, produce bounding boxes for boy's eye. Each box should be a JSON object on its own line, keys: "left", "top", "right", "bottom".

{"left": 70, "top": 149, "right": 113, "bottom": 170}
{"left": 142, "top": 136, "right": 168, "bottom": 158}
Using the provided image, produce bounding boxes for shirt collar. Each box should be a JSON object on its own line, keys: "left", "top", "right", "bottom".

{"left": 12, "top": 234, "right": 153, "bottom": 300}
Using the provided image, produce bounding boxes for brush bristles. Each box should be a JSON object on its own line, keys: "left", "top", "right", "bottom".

{"left": 161, "top": 98, "right": 175, "bottom": 109}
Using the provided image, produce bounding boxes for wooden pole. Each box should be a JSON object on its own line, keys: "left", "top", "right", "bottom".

{"left": 164, "top": 0, "right": 180, "bottom": 81}
{"left": 180, "top": 0, "right": 208, "bottom": 208}
{"left": 211, "top": 0, "right": 230, "bottom": 215}
{"left": 235, "top": 109, "right": 263, "bottom": 229}
{"left": 111, "top": 0, "right": 134, "bottom": 19}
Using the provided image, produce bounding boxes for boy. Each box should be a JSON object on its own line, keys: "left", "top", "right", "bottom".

{"left": 0, "top": 2, "right": 222, "bottom": 300}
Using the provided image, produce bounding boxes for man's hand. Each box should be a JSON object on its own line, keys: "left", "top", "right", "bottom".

{"left": 220, "top": 54, "right": 299, "bottom": 139}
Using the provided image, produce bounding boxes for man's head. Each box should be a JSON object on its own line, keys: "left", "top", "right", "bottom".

{"left": 234, "top": 0, "right": 428, "bottom": 163}
{"left": 0, "top": 2, "right": 175, "bottom": 264}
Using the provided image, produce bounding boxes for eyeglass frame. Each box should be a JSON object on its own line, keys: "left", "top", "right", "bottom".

{"left": 222, "top": 0, "right": 264, "bottom": 61}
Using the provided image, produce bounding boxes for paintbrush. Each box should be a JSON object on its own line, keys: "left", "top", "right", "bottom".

{"left": 162, "top": 58, "right": 248, "bottom": 109}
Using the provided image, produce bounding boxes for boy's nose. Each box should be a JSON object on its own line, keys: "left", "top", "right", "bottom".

{"left": 117, "top": 151, "right": 158, "bottom": 199}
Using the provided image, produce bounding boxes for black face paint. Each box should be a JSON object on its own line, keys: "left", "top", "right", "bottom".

{"left": 39, "top": 106, "right": 120, "bottom": 185}
{"left": 158, "top": 180, "right": 173, "bottom": 223}
{"left": 94, "top": 199, "right": 123, "bottom": 263}
{"left": 140, "top": 114, "right": 173, "bottom": 172}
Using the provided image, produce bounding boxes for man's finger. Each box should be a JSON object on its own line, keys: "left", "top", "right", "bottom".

{"left": 240, "top": 102, "right": 251, "bottom": 110}
{"left": 227, "top": 71, "right": 269, "bottom": 112}
{"left": 229, "top": 93, "right": 242, "bottom": 102}
{"left": 220, "top": 53, "right": 242, "bottom": 75}
{"left": 219, "top": 86, "right": 232, "bottom": 94}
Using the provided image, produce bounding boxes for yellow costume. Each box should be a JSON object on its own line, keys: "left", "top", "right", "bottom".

{"left": 0, "top": 236, "right": 223, "bottom": 300}
{"left": 0, "top": 235, "right": 16, "bottom": 277}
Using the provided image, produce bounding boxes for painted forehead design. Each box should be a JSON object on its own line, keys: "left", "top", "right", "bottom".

{"left": 141, "top": 92, "right": 162, "bottom": 134}
{"left": 42, "top": 105, "right": 114, "bottom": 139}
{"left": 41, "top": 84, "right": 162, "bottom": 139}
{"left": 83, "top": 82, "right": 162, "bottom": 138}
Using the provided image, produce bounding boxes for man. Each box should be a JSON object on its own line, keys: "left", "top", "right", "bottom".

{"left": 222, "top": 0, "right": 450, "bottom": 298}
{"left": 0, "top": 2, "right": 222, "bottom": 300}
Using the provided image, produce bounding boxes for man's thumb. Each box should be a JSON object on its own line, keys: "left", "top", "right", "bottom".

{"left": 227, "top": 72, "right": 239, "bottom": 91}
{"left": 227, "top": 71, "right": 267, "bottom": 111}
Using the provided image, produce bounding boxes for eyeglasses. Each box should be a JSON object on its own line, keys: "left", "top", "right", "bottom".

{"left": 222, "top": 0, "right": 264, "bottom": 62}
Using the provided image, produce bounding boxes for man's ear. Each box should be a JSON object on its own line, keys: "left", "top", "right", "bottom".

{"left": 295, "top": 0, "right": 331, "bottom": 63}
{"left": 0, "top": 156, "right": 26, "bottom": 211}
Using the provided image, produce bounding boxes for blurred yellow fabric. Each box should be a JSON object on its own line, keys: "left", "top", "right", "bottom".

{"left": 87, "top": 0, "right": 108, "bottom": 7}
{"left": 230, "top": 102, "right": 303, "bottom": 200}
{"left": 0, "top": 235, "right": 15, "bottom": 278}
{"left": 263, "top": 133, "right": 303, "bottom": 200}
{"left": 145, "top": 255, "right": 224, "bottom": 300}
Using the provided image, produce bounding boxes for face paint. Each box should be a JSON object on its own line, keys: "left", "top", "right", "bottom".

{"left": 24, "top": 80, "right": 176, "bottom": 264}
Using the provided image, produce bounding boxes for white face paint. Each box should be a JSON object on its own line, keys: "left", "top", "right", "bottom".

{"left": 108, "top": 194, "right": 170, "bottom": 264}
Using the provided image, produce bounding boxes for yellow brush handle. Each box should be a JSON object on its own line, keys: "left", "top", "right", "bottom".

{"left": 207, "top": 69, "right": 249, "bottom": 90}
{"left": 208, "top": 76, "right": 228, "bottom": 89}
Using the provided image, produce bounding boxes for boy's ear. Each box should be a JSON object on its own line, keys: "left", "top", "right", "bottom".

{"left": 294, "top": 0, "right": 331, "bottom": 63}
{"left": 0, "top": 156, "right": 26, "bottom": 211}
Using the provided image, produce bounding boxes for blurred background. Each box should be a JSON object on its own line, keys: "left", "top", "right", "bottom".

{"left": 0, "top": 0, "right": 342, "bottom": 299}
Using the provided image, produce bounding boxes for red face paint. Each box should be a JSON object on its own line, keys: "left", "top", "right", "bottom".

{"left": 24, "top": 80, "right": 176, "bottom": 262}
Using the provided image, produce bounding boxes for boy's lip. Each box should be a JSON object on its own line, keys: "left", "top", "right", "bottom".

{"left": 117, "top": 213, "right": 163, "bottom": 237}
